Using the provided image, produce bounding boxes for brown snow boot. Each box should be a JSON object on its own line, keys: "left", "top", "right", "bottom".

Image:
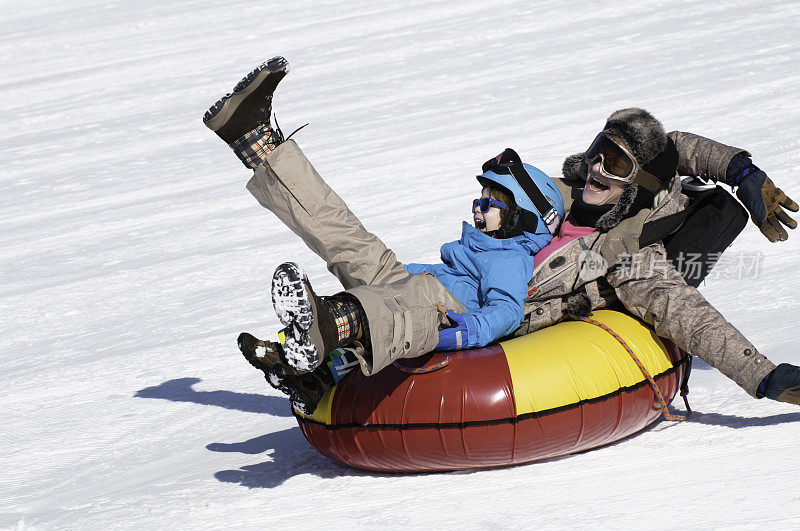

{"left": 203, "top": 57, "right": 292, "bottom": 169}
{"left": 203, "top": 56, "right": 288, "bottom": 143}
{"left": 237, "top": 331, "right": 333, "bottom": 415}
{"left": 237, "top": 332, "right": 289, "bottom": 373}
{"left": 270, "top": 362, "right": 334, "bottom": 415}
{"left": 271, "top": 262, "right": 369, "bottom": 373}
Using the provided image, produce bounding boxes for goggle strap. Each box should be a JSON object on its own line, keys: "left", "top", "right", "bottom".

{"left": 634, "top": 168, "right": 662, "bottom": 193}
{"left": 503, "top": 148, "right": 559, "bottom": 224}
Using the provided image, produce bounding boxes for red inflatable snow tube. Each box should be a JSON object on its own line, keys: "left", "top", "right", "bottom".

{"left": 295, "top": 310, "right": 689, "bottom": 472}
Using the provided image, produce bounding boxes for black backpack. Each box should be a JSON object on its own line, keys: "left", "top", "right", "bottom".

{"left": 639, "top": 183, "right": 748, "bottom": 288}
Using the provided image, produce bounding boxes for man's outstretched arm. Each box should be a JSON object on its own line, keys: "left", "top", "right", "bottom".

{"left": 670, "top": 130, "right": 798, "bottom": 242}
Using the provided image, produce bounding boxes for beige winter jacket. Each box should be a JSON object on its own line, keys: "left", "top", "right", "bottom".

{"left": 515, "top": 132, "right": 774, "bottom": 396}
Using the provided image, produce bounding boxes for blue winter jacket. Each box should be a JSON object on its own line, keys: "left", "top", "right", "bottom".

{"left": 404, "top": 222, "right": 553, "bottom": 349}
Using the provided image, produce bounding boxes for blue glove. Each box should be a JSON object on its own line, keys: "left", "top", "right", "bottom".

{"left": 435, "top": 311, "right": 470, "bottom": 351}
{"left": 729, "top": 154, "right": 798, "bottom": 242}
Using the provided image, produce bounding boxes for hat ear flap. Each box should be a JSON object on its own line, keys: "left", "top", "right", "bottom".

{"left": 562, "top": 152, "right": 587, "bottom": 182}
{"left": 493, "top": 206, "right": 520, "bottom": 239}
{"left": 594, "top": 182, "right": 639, "bottom": 232}
{"left": 642, "top": 136, "right": 679, "bottom": 187}
{"left": 495, "top": 207, "right": 545, "bottom": 238}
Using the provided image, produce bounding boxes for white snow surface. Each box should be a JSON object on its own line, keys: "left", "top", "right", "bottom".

{"left": 3, "top": 0, "right": 800, "bottom": 528}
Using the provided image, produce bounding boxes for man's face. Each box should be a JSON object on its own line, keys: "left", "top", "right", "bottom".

{"left": 583, "top": 161, "right": 626, "bottom": 205}
{"left": 473, "top": 186, "right": 504, "bottom": 233}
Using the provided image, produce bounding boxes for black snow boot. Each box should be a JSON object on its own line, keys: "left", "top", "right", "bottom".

{"left": 237, "top": 332, "right": 333, "bottom": 415}
{"left": 203, "top": 56, "right": 293, "bottom": 169}
{"left": 271, "top": 262, "right": 368, "bottom": 373}
{"left": 272, "top": 363, "right": 334, "bottom": 415}
{"left": 760, "top": 363, "right": 800, "bottom": 405}
{"left": 203, "top": 56, "right": 288, "bottom": 143}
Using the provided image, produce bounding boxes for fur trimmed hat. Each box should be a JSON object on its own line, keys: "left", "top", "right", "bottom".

{"left": 562, "top": 108, "right": 679, "bottom": 231}
{"left": 602, "top": 108, "right": 668, "bottom": 166}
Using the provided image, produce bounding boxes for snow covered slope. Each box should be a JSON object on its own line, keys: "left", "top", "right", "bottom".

{"left": 2, "top": 0, "right": 800, "bottom": 527}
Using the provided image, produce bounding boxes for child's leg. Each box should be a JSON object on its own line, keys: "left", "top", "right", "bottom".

{"left": 269, "top": 262, "right": 465, "bottom": 377}
{"left": 245, "top": 269, "right": 465, "bottom": 413}
{"left": 345, "top": 273, "right": 466, "bottom": 375}
{"left": 204, "top": 57, "right": 405, "bottom": 290}
{"left": 247, "top": 140, "right": 409, "bottom": 290}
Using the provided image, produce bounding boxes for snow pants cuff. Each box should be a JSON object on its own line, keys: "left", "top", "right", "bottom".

{"left": 346, "top": 273, "right": 465, "bottom": 376}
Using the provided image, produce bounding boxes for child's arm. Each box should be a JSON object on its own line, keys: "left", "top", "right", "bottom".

{"left": 437, "top": 255, "right": 533, "bottom": 350}
{"left": 403, "top": 262, "right": 444, "bottom": 276}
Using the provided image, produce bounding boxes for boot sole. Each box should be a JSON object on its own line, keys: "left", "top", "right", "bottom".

{"left": 272, "top": 262, "right": 313, "bottom": 329}
{"left": 271, "top": 262, "right": 324, "bottom": 372}
{"left": 203, "top": 56, "right": 289, "bottom": 141}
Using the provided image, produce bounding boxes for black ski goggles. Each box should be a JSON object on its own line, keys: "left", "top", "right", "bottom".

{"left": 473, "top": 197, "right": 508, "bottom": 213}
{"left": 481, "top": 148, "right": 559, "bottom": 226}
{"left": 583, "top": 132, "right": 661, "bottom": 193}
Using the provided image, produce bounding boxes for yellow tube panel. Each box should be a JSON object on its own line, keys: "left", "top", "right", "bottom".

{"left": 503, "top": 310, "right": 673, "bottom": 416}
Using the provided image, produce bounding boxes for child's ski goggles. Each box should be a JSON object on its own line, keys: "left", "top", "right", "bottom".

{"left": 583, "top": 132, "right": 661, "bottom": 193}
{"left": 473, "top": 197, "right": 508, "bottom": 213}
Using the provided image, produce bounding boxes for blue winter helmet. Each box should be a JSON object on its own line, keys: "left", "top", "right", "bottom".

{"left": 477, "top": 148, "right": 564, "bottom": 237}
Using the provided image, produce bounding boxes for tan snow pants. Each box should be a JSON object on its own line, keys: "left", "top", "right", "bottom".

{"left": 246, "top": 140, "right": 465, "bottom": 375}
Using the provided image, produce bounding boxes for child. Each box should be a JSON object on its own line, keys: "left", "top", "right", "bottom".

{"left": 203, "top": 57, "right": 563, "bottom": 413}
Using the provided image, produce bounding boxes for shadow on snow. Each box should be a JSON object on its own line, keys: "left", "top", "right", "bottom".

{"left": 135, "top": 376, "right": 800, "bottom": 489}
{"left": 207, "top": 427, "right": 378, "bottom": 488}
{"left": 685, "top": 410, "right": 800, "bottom": 428}
{"left": 135, "top": 377, "right": 363, "bottom": 486}
{"left": 135, "top": 377, "right": 292, "bottom": 417}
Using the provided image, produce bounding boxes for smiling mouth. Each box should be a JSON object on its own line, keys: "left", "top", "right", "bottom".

{"left": 474, "top": 217, "right": 486, "bottom": 230}
{"left": 586, "top": 174, "right": 610, "bottom": 191}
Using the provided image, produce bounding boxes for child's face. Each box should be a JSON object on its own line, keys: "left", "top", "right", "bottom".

{"left": 473, "top": 186, "right": 504, "bottom": 234}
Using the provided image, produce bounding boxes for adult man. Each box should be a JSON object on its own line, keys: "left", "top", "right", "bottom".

{"left": 518, "top": 107, "right": 800, "bottom": 405}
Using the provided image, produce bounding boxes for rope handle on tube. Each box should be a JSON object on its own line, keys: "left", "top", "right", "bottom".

{"left": 394, "top": 355, "right": 451, "bottom": 374}
{"left": 576, "top": 316, "right": 689, "bottom": 422}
